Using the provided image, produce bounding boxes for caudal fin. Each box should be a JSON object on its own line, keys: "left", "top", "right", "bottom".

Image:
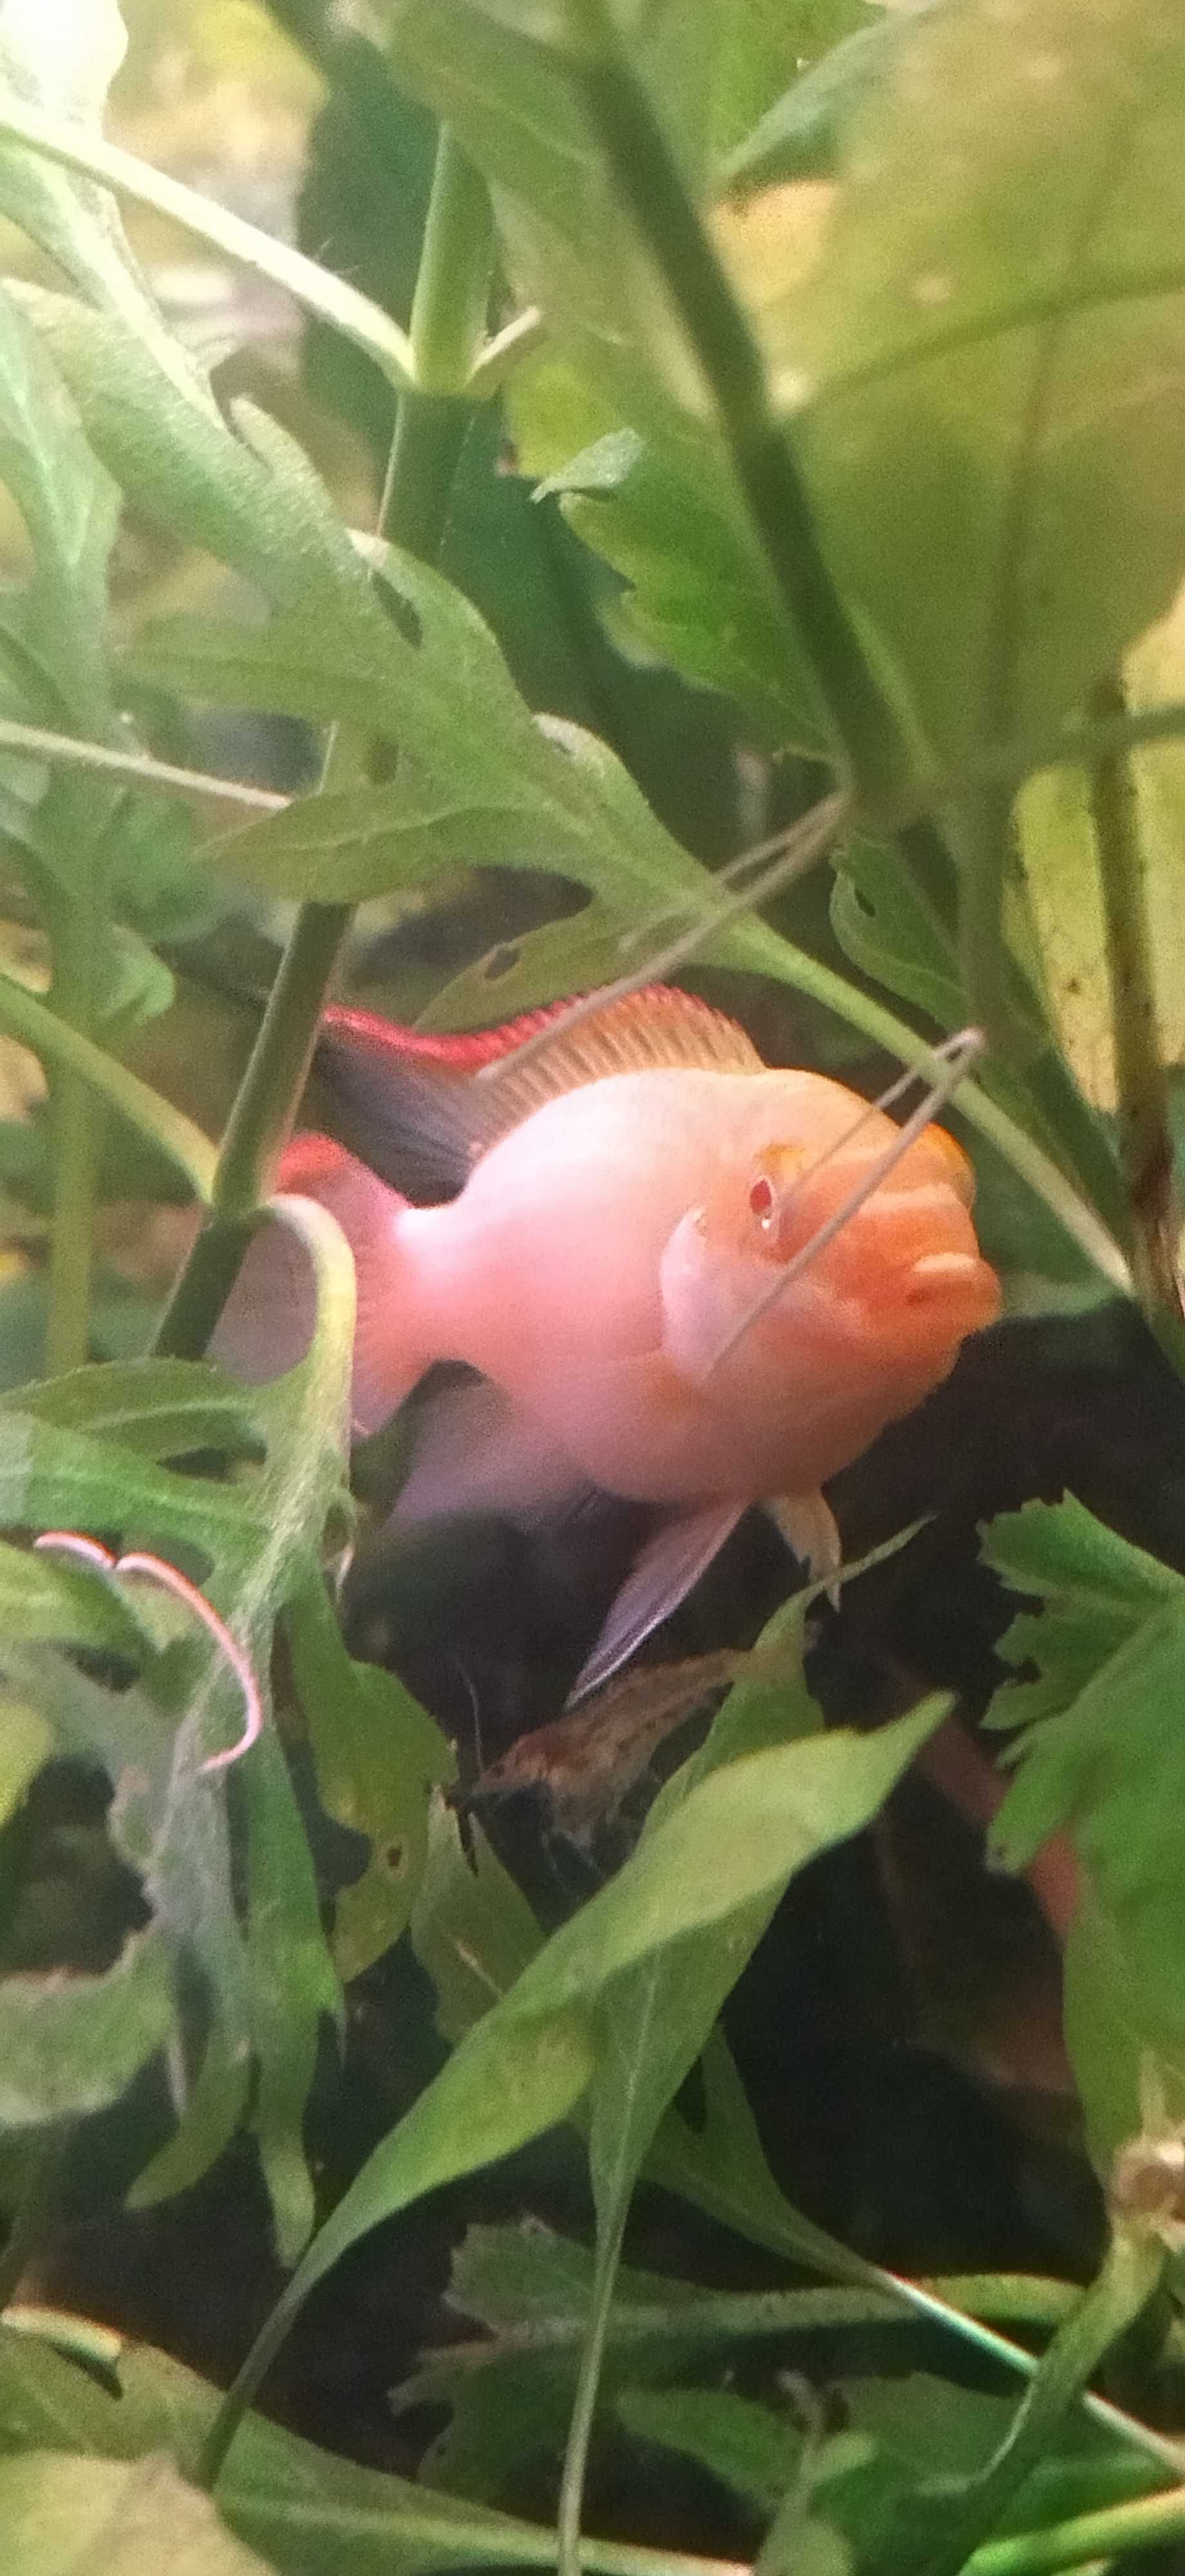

{"left": 210, "top": 1133, "right": 424, "bottom": 1434}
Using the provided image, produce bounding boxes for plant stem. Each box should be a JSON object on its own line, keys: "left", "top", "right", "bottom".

{"left": 0, "top": 2138, "right": 63, "bottom": 2315}
{"left": 44, "top": 1061, "right": 98, "bottom": 1375}
{"left": 1088, "top": 672, "right": 1184, "bottom": 1345}
{"left": 563, "top": 0, "right": 901, "bottom": 804}
{"left": 44, "top": 866, "right": 104, "bottom": 1374}
{"left": 0, "top": 717, "right": 287, "bottom": 815}
{"left": 0, "top": 971, "right": 215, "bottom": 1201}
{"left": 154, "top": 129, "right": 493, "bottom": 1364}
{"left": 911, "top": 2229, "right": 1165, "bottom": 2576}
{"left": 969, "top": 2483, "right": 1185, "bottom": 2575}
{"left": 0, "top": 95, "right": 416, "bottom": 392}
{"left": 558, "top": 2208, "right": 628, "bottom": 2576}
{"left": 408, "top": 129, "right": 494, "bottom": 398}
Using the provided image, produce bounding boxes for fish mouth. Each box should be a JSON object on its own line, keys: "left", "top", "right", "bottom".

{"left": 902, "top": 1249, "right": 1001, "bottom": 1331}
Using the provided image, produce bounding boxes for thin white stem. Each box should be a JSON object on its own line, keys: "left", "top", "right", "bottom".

{"left": 0, "top": 98, "right": 416, "bottom": 391}
{"left": 0, "top": 717, "right": 288, "bottom": 815}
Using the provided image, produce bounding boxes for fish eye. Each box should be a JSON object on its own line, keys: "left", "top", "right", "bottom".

{"left": 749, "top": 1173, "right": 777, "bottom": 1230}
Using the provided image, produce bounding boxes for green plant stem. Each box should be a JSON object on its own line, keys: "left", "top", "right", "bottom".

{"left": 0, "top": 717, "right": 288, "bottom": 815}
{"left": 563, "top": 0, "right": 901, "bottom": 804}
{"left": 558, "top": 2210, "right": 628, "bottom": 2576}
{"left": 1088, "top": 672, "right": 1184, "bottom": 1349}
{"left": 153, "top": 130, "right": 493, "bottom": 1365}
{"left": 0, "top": 96, "right": 416, "bottom": 391}
{"left": 43, "top": 864, "right": 104, "bottom": 1374}
{"left": 0, "top": 971, "right": 216, "bottom": 1200}
{"left": 912, "top": 2230, "right": 1166, "bottom": 2576}
{"left": 969, "top": 2483, "right": 1185, "bottom": 2576}
{"left": 409, "top": 129, "right": 494, "bottom": 396}
{"left": 44, "top": 1061, "right": 98, "bottom": 1375}
{"left": 0, "top": 2137, "right": 64, "bottom": 2315}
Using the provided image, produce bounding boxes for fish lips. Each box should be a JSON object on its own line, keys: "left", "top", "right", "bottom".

{"left": 886, "top": 1246, "right": 1002, "bottom": 1347}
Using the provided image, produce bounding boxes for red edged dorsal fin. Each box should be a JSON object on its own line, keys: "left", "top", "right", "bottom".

{"left": 316, "top": 986, "right": 762, "bottom": 1200}
{"left": 468, "top": 985, "right": 763, "bottom": 1136}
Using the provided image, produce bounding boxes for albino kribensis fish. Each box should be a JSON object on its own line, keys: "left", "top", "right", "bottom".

{"left": 216, "top": 985, "right": 1001, "bottom": 1697}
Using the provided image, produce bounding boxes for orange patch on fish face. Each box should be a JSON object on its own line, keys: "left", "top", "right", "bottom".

{"left": 776, "top": 1122, "right": 999, "bottom": 1363}
{"left": 710, "top": 1114, "right": 999, "bottom": 1376}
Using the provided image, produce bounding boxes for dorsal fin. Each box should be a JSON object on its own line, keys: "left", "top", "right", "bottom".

{"left": 467, "top": 985, "right": 763, "bottom": 1140}
{"left": 314, "top": 985, "right": 763, "bottom": 1201}
{"left": 314, "top": 985, "right": 762, "bottom": 1198}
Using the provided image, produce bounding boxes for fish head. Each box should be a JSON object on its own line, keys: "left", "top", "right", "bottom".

{"left": 661, "top": 1073, "right": 1000, "bottom": 1421}
{"left": 741, "top": 1112, "right": 1001, "bottom": 1368}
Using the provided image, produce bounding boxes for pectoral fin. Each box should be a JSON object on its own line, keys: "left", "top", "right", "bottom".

{"left": 393, "top": 1374, "right": 589, "bottom": 1526}
{"left": 765, "top": 1490, "right": 842, "bottom": 1604}
{"left": 566, "top": 1499, "right": 746, "bottom": 1705}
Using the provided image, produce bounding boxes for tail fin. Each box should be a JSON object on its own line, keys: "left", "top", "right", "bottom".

{"left": 211, "top": 1133, "right": 424, "bottom": 1434}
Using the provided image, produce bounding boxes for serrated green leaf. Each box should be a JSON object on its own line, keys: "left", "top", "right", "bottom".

{"left": 10, "top": 285, "right": 368, "bottom": 613}
{"left": 283, "top": 1568, "right": 452, "bottom": 1984}
{"left": 829, "top": 835, "right": 961, "bottom": 1032}
{"left": 421, "top": 900, "right": 627, "bottom": 1033}
{"left": 537, "top": 426, "right": 826, "bottom": 747}
{"left": 617, "top": 2383, "right": 799, "bottom": 2512}
{"left": 2, "top": 1358, "right": 266, "bottom": 1463}
{"left": 0, "top": 1927, "right": 174, "bottom": 2128}
{"left": 377, "top": 0, "right": 706, "bottom": 413}
{"left": 372, "top": 0, "right": 824, "bottom": 744}
{"left": 234, "top": 1735, "right": 344, "bottom": 2267}
{"left": 401, "top": 2217, "right": 836, "bottom": 2504}
{"left": 135, "top": 574, "right": 792, "bottom": 983}
{"left": 0, "top": 1212, "right": 353, "bottom": 2235}
{"left": 981, "top": 1495, "right": 1185, "bottom": 2163}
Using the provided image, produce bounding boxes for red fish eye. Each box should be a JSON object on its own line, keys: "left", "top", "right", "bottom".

{"left": 749, "top": 1175, "right": 776, "bottom": 1225}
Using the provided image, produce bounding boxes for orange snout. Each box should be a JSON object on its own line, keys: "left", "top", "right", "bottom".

{"left": 757, "top": 1121, "right": 1001, "bottom": 1349}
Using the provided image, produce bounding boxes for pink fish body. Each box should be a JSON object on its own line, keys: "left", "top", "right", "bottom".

{"left": 218, "top": 987, "right": 1000, "bottom": 1692}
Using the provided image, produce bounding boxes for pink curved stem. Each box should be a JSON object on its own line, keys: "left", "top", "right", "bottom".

{"left": 32, "top": 1531, "right": 262, "bottom": 1773}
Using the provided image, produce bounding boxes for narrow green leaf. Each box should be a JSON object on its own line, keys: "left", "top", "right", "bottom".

{"left": 209, "top": 1696, "right": 943, "bottom": 2472}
